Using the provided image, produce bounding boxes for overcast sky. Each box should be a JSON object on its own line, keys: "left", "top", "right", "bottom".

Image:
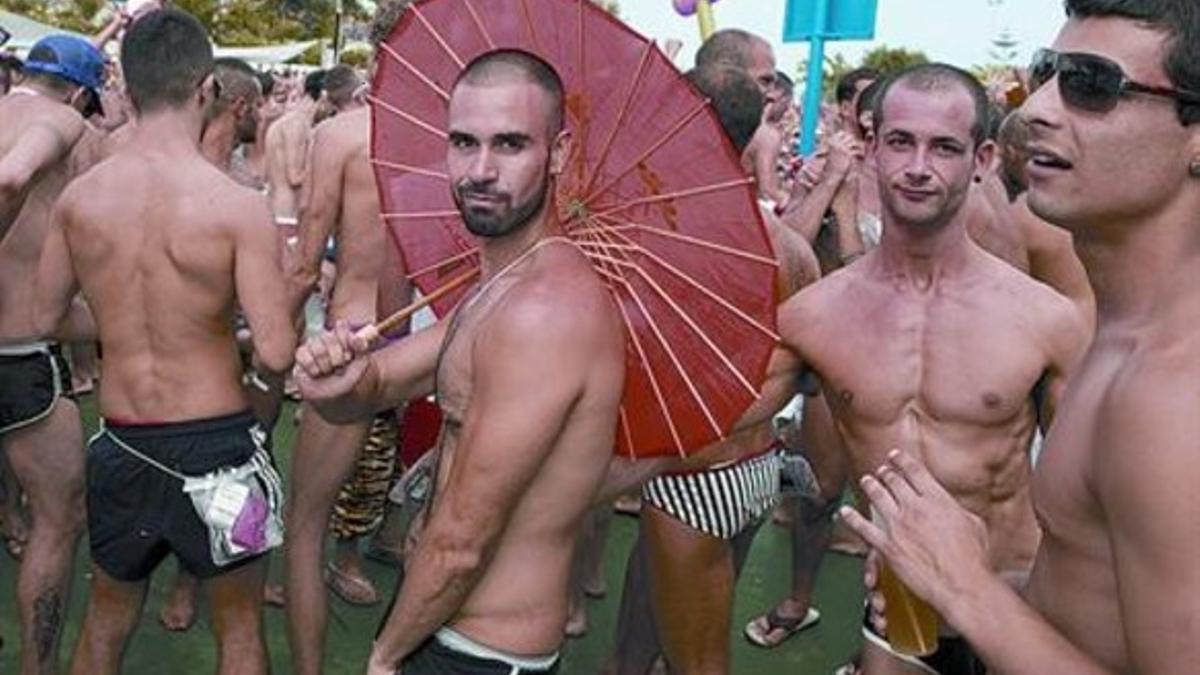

{"left": 617, "top": 1, "right": 1067, "bottom": 76}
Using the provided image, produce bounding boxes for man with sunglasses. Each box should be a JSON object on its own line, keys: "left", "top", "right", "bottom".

{"left": 34, "top": 10, "right": 294, "bottom": 674}
{"left": 0, "top": 33, "right": 107, "bottom": 675}
{"left": 737, "top": 61, "right": 1089, "bottom": 675}
{"left": 842, "top": 2, "right": 1200, "bottom": 673}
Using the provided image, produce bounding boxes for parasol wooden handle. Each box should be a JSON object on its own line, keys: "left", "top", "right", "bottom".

{"left": 354, "top": 268, "right": 479, "bottom": 345}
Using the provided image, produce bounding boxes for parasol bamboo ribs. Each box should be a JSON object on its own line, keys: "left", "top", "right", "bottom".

{"left": 356, "top": 267, "right": 478, "bottom": 344}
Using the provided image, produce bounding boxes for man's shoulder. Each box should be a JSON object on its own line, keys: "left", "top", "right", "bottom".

{"left": 15, "top": 95, "right": 85, "bottom": 135}
{"left": 787, "top": 260, "right": 868, "bottom": 312}
{"left": 271, "top": 108, "right": 309, "bottom": 141}
{"left": 493, "top": 249, "right": 618, "bottom": 344}
{"left": 984, "top": 252, "right": 1085, "bottom": 336}
{"left": 315, "top": 107, "right": 367, "bottom": 138}
{"left": 311, "top": 111, "right": 364, "bottom": 159}
{"left": 776, "top": 263, "right": 865, "bottom": 349}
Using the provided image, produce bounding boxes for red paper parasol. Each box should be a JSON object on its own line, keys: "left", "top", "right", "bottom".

{"left": 370, "top": 0, "right": 779, "bottom": 459}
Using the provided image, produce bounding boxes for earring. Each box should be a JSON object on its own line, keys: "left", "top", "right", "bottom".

{"left": 1190, "top": 158, "right": 1200, "bottom": 177}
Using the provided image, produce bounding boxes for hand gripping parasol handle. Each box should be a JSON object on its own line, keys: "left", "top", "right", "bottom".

{"left": 354, "top": 268, "right": 479, "bottom": 345}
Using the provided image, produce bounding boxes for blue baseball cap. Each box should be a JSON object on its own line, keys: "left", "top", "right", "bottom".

{"left": 23, "top": 35, "right": 106, "bottom": 113}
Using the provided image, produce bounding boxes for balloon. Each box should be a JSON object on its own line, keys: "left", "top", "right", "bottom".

{"left": 673, "top": 0, "right": 720, "bottom": 17}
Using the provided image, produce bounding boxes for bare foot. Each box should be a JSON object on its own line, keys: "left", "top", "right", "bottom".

{"left": 828, "top": 518, "right": 867, "bottom": 557}
{"left": 0, "top": 489, "right": 28, "bottom": 560}
{"left": 771, "top": 501, "right": 795, "bottom": 526}
{"left": 612, "top": 493, "right": 641, "bottom": 516}
{"left": 264, "top": 583, "right": 286, "bottom": 608}
{"left": 159, "top": 573, "right": 199, "bottom": 632}
{"left": 326, "top": 561, "right": 379, "bottom": 606}
{"left": 564, "top": 599, "right": 588, "bottom": 638}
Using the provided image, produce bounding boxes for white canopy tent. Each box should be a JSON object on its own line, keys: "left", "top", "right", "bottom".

{"left": 0, "top": 9, "right": 317, "bottom": 65}
{"left": 0, "top": 10, "right": 87, "bottom": 54}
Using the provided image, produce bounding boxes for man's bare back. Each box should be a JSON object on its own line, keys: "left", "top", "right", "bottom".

{"left": 264, "top": 103, "right": 314, "bottom": 221}
{"left": 779, "top": 246, "right": 1086, "bottom": 575}
{"left": 288, "top": 106, "right": 385, "bottom": 325}
{"left": 681, "top": 208, "right": 818, "bottom": 470}
{"left": 50, "top": 131, "right": 293, "bottom": 421}
{"left": 971, "top": 175, "right": 1095, "bottom": 323}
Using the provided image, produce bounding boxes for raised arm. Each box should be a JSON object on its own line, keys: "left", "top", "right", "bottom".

{"left": 777, "top": 131, "right": 858, "bottom": 243}
{"left": 369, "top": 299, "right": 599, "bottom": 670}
{"left": 0, "top": 113, "right": 84, "bottom": 238}
{"left": 283, "top": 119, "right": 310, "bottom": 190}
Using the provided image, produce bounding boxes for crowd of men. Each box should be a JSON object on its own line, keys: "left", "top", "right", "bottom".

{"left": 0, "top": 0, "right": 1197, "bottom": 673}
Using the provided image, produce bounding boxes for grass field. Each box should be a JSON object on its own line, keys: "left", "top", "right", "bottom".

{"left": 0, "top": 397, "right": 866, "bottom": 673}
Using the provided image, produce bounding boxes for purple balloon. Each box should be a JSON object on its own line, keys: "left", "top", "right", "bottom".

{"left": 673, "top": 0, "right": 720, "bottom": 17}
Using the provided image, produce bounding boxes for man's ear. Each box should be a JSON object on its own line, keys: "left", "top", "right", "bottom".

{"left": 974, "top": 139, "right": 997, "bottom": 182}
{"left": 550, "top": 128, "right": 573, "bottom": 176}
{"left": 1186, "top": 123, "right": 1200, "bottom": 178}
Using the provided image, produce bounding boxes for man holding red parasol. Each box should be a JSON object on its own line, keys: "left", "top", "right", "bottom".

{"left": 296, "top": 50, "right": 626, "bottom": 674}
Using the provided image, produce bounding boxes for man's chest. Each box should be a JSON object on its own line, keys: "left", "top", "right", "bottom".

{"left": 806, "top": 300, "right": 1047, "bottom": 426}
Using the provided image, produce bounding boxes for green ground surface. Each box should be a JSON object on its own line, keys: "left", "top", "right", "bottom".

{"left": 0, "top": 398, "right": 865, "bottom": 673}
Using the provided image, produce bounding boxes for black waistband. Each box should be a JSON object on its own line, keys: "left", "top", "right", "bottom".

{"left": 103, "top": 411, "right": 256, "bottom": 440}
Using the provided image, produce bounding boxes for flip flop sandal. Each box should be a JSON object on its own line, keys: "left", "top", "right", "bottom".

{"left": 2, "top": 531, "right": 25, "bottom": 560}
{"left": 325, "top": 562, "right": 380, "bottom": 606}
{"left": 744, "top": 607, "right": 821, "bottom": 649}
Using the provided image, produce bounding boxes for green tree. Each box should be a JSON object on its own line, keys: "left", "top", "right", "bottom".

{"left": 798, "top": 44, "right": 929, "bottom": 100}
{"left": 859, "top": 45, "right": 929, "bottom": 77}
{"left": 2, "top": 0, "right": 107, "bottom": 33}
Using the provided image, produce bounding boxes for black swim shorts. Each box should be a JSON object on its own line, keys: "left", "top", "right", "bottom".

{"left": 86, "top": 411, "right": 273, "bottom": 581}
{"left": 0, "top": 343, "right": 73, "bottom": 435}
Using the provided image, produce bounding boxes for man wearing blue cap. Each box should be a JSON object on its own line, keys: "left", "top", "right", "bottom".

{"left": 0, "top": 33, "right": 106, "bottom": 675}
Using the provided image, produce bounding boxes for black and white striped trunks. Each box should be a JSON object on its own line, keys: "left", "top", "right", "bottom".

{"left": 642, "top": 448, "right": 782, "bottom": 540}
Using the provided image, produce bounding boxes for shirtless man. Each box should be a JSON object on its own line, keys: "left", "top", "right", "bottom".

{"left": 282, "top": 62, "right": 397, "bottom": 675}
{"left": 263, "top": 69, "right": 325, "bottom": 232}
{"left": 842, "top": 3, "right": 1200, "bottom": 673}
{"left": 0, "top": 34, "right": 103, "bottom": 675}
{"left": 975, "top": 111, "right": 1095, "bottom": 324}
{"left": 606, "top": 62, "right": 820, "bottom": 675}
{"left": 747, "top": 63, "right": 1089, "bottom": 675}
{"left": 156, "top": 55, "right": 271, "bottom": 633}
{"left": 33, "top": 11, "right": 295, "bottom": 674}
{"left": 295, "top": 49, "right": 624, "bottom": 674}
{"left": 203, "top": 58, "right": 264, "bottom": 188}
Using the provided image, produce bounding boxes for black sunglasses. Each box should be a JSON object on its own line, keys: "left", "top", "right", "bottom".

{"left": 1029, "top": 48, "right": 1200, "bottom": 123}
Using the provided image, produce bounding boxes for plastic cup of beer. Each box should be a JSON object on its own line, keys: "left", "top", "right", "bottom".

{"left": 870, "top": 505, "right": 940, "bottom": 657}
{"left": 877, "top": 561, "right": 940, "bottom": 656}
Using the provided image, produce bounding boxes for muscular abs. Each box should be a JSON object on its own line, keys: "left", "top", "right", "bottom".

{"left": 796, "top": 271, "right": 1049, "bottom": 575}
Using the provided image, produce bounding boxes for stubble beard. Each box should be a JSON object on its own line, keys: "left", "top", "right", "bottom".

{"left": 454, "top": 175, "right": 551, "bottom": 240}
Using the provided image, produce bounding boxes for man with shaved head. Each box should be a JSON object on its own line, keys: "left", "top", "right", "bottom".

{"left": 295, "top": 48, "right": 625, "bottom": 675}
{"left": 738, "top": 62, "right": 1089, "bottom": 675}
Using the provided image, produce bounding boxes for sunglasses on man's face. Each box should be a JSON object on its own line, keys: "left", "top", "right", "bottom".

{"left": 1029, "top": 48, "right": 1200, "bottom": 122}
